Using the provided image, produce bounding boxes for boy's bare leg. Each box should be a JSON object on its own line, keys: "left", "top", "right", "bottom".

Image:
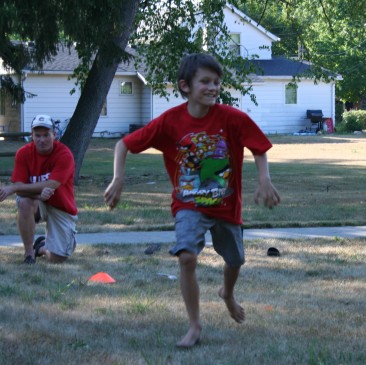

{"left": 176, "top": 250, "right": 202, "bottom": 348}
{"left": 218, "top": 264, "right": 245, "bottom": 323}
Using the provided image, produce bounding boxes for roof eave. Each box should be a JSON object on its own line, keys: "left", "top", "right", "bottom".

{"left": 226, "top": 2, "right": 280, "bottom": 42}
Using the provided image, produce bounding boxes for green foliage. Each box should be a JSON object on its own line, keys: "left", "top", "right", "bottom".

{"left": 338, "top": 110, "right": 366, "bottom": 132}
{"left": 0, "top": 0, "right": 133, "bottom": 101}
{"left": 3, "top": 0, "right": 366, "bottom": 105}
{"left": 1, "top": 0, "right": 258, "bottom": 106}
{"left": 335, "top": 100, "right": 344, "bottom": 123}
{"left": 132, "top": 0, "right": 256, "bottom": 105}
{"left": 0, "top": 75, "right": 36, "bottom": 103}
{"left": 235, "top": 0, "right": 366, "bottom": 103}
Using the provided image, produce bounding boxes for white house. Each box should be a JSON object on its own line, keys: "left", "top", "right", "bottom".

{"left": 1, "top": 4, "right": 339, "bottom": 135}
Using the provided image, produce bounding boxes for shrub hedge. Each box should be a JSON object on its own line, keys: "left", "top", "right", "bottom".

{"left": 337, "top": 110, "right": 366, "bottom": 132}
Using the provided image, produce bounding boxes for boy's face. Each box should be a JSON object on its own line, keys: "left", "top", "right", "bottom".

{"left": 180, "top": 67, "right": 221, "bottom": 110}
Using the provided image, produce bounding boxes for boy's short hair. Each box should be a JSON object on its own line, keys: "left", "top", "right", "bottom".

{"left": 177, "top": 53, "right": 223, "bottom": 98}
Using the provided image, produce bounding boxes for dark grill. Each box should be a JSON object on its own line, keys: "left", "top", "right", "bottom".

{"left": 306, "top": 109, "right": 324, "bottom": 131}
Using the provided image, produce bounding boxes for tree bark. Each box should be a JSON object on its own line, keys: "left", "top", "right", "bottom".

{"left": 61, "top": 0, "right": 140, "bottom": 184}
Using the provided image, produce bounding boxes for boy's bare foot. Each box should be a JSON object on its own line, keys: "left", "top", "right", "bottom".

{"left": 218, "top": 287, "right": 245, "bottom": 323}
{"left": 176, "top": 325, "right": 202, "bottom": 348}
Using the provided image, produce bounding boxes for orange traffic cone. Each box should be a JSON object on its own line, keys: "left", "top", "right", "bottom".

{"left": 88, "top": 272, "right": 116, "bottom": 284}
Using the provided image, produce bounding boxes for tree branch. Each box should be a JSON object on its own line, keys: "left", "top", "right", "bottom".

{"left": 319, "top": 0, "right": 334, "bottom": 34}
{"left": 257, "top": 0, "right": 269, "bottom": 26}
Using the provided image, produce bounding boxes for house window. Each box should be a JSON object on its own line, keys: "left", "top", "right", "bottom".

{"left": 0, "top": 89, "right": 5, "bottom": 115}
{"left": 101, "top": 100, "right": 107, "bottom": 116}
{"left": 285, "top": 83, "right": 297, "bottom": 104}
{"left": 229, "top": 33, "right": 241, "bottom": 56}
{"left": 120, "top": 81, "right": 133, "bottom": 95}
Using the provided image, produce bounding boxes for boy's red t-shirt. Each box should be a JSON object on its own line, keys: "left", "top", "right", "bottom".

{"left": 123, "top": 103, "right": 272, "bottom": 224}
{"left": 11, "top": 141, "right": 77, "bottom": 215}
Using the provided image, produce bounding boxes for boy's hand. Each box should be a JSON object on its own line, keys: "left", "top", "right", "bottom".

{"left": 254, "top": 178, "right": 280, "bottom": 209}
{"left": 104, "top": 177, "right": 124, "bottom": 210}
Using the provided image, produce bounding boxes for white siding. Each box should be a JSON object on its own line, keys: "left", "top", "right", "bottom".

{"left": 152, "top": 80, "right": 335, "bottom": 135}
{"left": 242, "top": 80, "right": 335, "bottom": 134}
{"left": 22, "top": 73, "right": 336, "bottom": 135}
{"left": 99, "top": 75, "right": 144, "bottom": 135}
{"left": 141, "top": 84, "right": 152, "bottom": 124}
{"left": 223, "top": 8, "right": 273, "bottom": 60}
{"left": 23, "top": 75, "right": 79, "bottom": 131}
{"left": 152, "top": 90, "right": 185, "bottom": 119}
{"left": 23, "top": 74, "right": 146, "bottom": 136}
{"left": 0, "top": 60, "right": 8, "bottom": 74}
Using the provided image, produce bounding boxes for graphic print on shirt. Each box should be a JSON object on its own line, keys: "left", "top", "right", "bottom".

{"left": 175, "top": 131, "right": 233, "bottom": 206}
{"left": 29, "top": 173, "right": 51, "bottom": 183}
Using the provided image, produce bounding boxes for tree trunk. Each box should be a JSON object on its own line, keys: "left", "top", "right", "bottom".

{"left": 61, "top": 0, "right": 140, "bottom": 184}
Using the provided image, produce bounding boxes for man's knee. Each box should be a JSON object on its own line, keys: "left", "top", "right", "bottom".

{"left": 17, "top": 196, "right": 39, "bottom": 214}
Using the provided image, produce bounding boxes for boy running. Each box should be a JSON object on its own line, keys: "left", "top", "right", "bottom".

{"left": 104, "top": 53, "right": 280, "bottom": 347}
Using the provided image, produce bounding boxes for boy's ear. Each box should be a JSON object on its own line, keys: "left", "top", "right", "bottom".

{"left": 178, "top": 79, "right": 190, "bottom": 94}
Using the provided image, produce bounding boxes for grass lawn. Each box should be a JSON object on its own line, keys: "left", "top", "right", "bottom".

{"left": 1, "top": 133, "right": 366, "bottom": 235}
{"left": 0, "top": 134, "right": 366, "bottom": 364}
{"left": 1, "top": 237, "right": 365, "bottom": 365}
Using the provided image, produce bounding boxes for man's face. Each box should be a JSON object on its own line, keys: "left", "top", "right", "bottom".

{"left": 32, "top": 127, "right": 55, "bottom": 155}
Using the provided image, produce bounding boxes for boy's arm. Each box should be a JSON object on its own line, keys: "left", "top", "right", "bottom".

{"left": 253, "top": 153, "right": 280, "bottom": 209}
{"left": 104, "top": 139, "right": 128, "bottom": 210}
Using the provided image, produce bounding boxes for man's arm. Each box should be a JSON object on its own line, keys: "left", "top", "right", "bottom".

{"left": 104, "top": 139, "right": 129, "bottom": 210}
{"left": 253, "top": 153, "right": 280, "bottom": 209}
{"left": 0, "top": 180, "right": 60, "bottom": 202}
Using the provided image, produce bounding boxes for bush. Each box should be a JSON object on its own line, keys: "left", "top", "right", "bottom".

{"left": 338, "top": 110, "right": 366, "bottom": 132}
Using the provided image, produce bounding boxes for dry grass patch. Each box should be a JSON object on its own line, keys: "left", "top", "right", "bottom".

{"left": 1, "top": 237, "right": 365, "bottom": 365}
{"left": 266, "top": 135, "right": 366, "bottom": 166}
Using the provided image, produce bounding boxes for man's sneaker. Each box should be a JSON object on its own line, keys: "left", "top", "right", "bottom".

{"left": 23, "top": 255, "right": 36, "bottom": 264}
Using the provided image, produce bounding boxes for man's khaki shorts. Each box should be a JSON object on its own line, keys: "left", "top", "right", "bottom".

{"left": 38, "top": 201, "right": 77, "bottom": 257}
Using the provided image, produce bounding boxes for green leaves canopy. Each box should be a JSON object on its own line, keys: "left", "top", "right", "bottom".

{"left": 0, "top": 0, "right": 256, "bottom": 105}
{"left": 236, "top": 0, "right": 366, "bottom": 102}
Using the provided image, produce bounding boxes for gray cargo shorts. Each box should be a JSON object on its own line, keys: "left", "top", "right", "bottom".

{"left": 169, "top": 209, "right": 245, "bottom": 267}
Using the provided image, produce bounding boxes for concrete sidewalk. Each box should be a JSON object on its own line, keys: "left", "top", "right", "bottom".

{"left": 0, "top": 226, "right": 365, "bottom": 247}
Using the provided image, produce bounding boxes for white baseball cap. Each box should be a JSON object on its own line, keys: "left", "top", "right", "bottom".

{"left": 31, "top": 115, "right": 54, "bottom": 130}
